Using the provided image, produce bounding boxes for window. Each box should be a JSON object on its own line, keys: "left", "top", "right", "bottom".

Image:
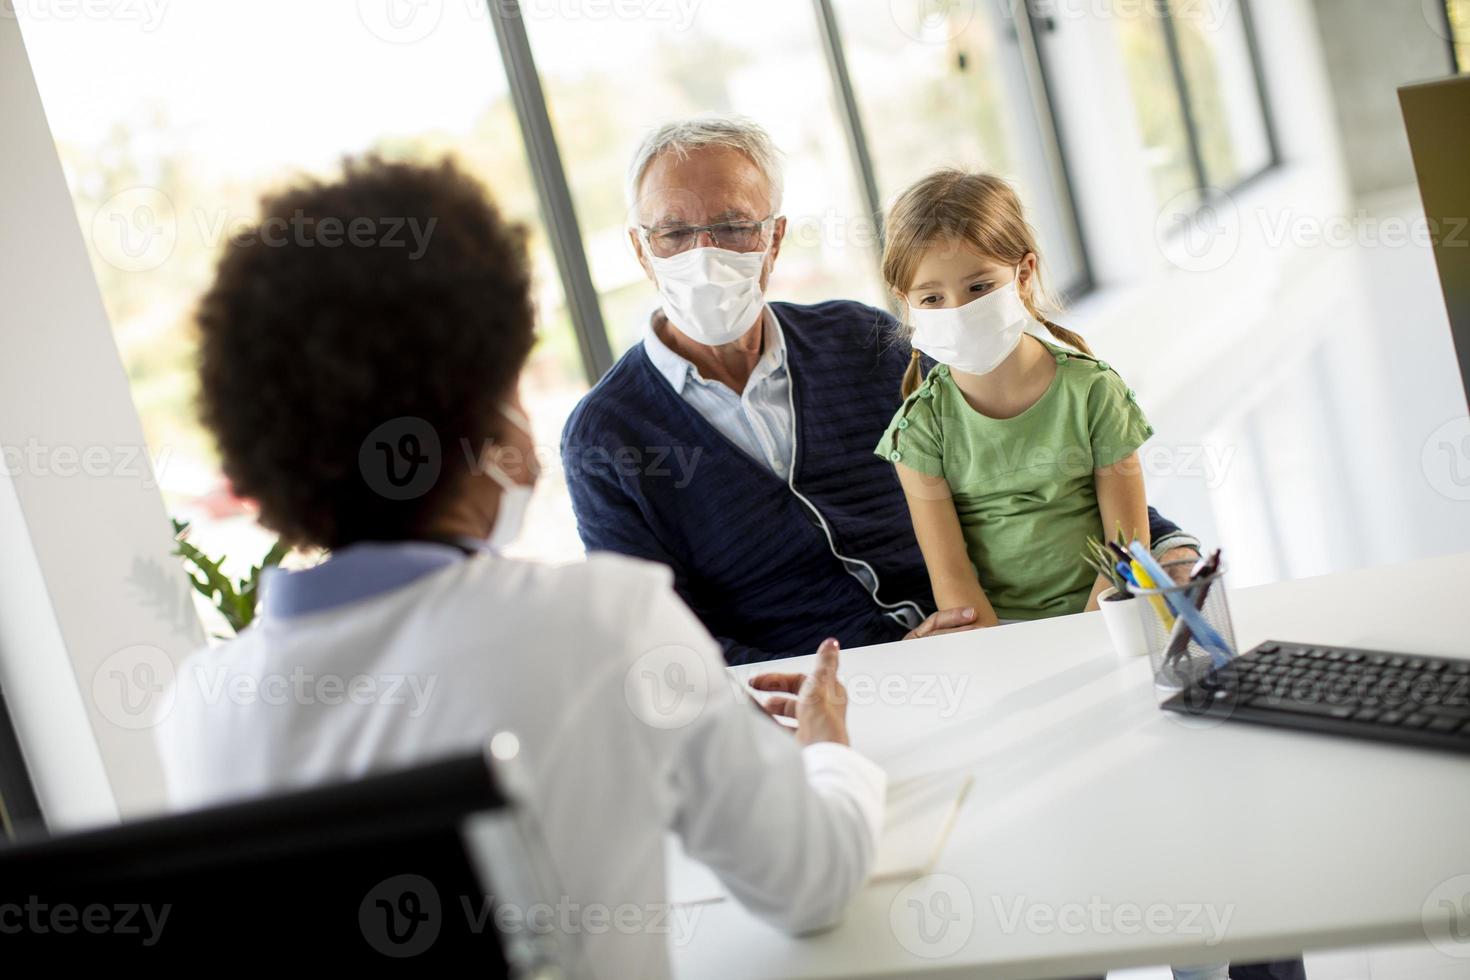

{"left": 1116, "top": 0, "right": 1276, "bottom": 208}
{"left": 833, "top": 0, "right": 1090, "bottom": 296}
{"left": 16, "top": 0, "right": 1280, "bottom": 601}
{"left": 18, "top": 1, "right": 590, "bottom": 575}
{"left": 1449, "top": 0, "right": 1470, "bottom": 71}
{"left": 522, "top": 2, "right": 886, "bottom": 356}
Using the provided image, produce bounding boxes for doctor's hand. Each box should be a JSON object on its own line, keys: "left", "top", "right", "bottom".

{"left": 748, "top": 639, "right": 850, "bottom": 747}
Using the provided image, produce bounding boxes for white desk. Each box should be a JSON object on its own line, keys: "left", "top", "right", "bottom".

{"left": 672, "top": 552, "right": 1470, "bottom": 979}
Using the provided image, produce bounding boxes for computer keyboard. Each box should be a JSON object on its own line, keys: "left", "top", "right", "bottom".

{"left": 1161, "top": 641, "right": 1470, "bottom": 754}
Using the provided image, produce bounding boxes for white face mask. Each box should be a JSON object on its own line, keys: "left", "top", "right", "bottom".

{"left": 908, "top": 280, "right": 1032, "bottom": 377}
{"left": 648, "top": 245, "right": 768, "bottom": 347}
{"left": 483, "top": 403, "right": 536, "bottom": 552}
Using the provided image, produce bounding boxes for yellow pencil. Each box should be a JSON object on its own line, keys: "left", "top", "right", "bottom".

{"left": 1131, "top": 560, "right": 1176, "bottom": 630}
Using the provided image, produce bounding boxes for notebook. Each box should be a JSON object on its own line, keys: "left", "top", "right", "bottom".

{"left": 666, "top": 769, "right": 973, "bottom": 907}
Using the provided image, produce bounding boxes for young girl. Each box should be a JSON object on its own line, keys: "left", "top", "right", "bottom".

{"left": 875, "top": 170, "right": 1152, "bottom": 628}
{"left": 876, "top": 168, "right": 1231, "bottom": 980}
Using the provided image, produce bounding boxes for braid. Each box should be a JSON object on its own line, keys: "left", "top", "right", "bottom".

{"left": 1040, "top": 318, "right": 1094, "bottom": 357}
{"left": 901, "top": 349, "right": 924, "bottom": 398}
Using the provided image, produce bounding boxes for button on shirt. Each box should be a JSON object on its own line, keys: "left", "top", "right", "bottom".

{"left": 643, "top": 306, "right": 795, "bottom": 479}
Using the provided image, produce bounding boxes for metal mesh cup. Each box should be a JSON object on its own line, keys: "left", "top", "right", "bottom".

{"left": 1127, "top": 560, "right": 1238, "bottom": 698}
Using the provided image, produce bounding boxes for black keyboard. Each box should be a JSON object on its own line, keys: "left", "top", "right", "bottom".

{"left": 1161, "top": 641, "right": 1470, "bottom": 754}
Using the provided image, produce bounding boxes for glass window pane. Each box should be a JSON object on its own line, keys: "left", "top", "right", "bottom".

{"left": 1451, "top": 0, "right": 1470, "bottom": 72}
{"left": 18, "top": 1, "right": 589, "bottom": 578}
{"left": 1173, "top": 0, "right": 1273, "bottom": 186}
{"left": 835, "top": 0, "right": 1088, "bottom": 294}
{"left": 524, "top": 3, "right": 886, "bottom": 356}
{"left": 1116, "top": 8, "right": 1200, "bottom": 207}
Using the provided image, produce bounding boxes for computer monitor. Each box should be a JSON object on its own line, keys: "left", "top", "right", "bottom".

{"left": 0, "top": 748, "right": 566, "bottom": 969}
{"left": 1401, "top": 74, "right": 1470, "bottom": 413}
{"left": 0, "top": 684, "right": 42, "bottom": 841}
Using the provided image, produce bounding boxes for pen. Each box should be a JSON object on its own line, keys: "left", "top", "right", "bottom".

{"left": 1161, "top": 549, "right": 1226, "bottom": 675}
{"left": 1128, "top": 559, "right": 1176, "bottom": 630}
{"left": 1115, "top": 561, "right": 1140, "bottom": 588}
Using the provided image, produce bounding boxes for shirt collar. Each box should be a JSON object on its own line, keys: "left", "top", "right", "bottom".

{"left": 262, "top": 540, "right": 477, "bottom": 619}
{"left": 641, "top": 305, "right": 786, "bottom": 395}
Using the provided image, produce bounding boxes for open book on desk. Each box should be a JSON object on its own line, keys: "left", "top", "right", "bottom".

{"left": 667, "top": 769, "right": 974, "bottom": 907}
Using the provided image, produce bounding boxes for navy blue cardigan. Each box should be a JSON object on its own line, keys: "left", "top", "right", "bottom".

{"left": 561, "top": 300, "right": 1181, "bottom": 664}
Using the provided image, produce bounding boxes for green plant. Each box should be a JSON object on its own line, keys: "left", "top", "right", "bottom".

{"left": 172, "top": 518, "right": 289, "bottom": 637}
{"left": 1083, "top": 524, "right": 1136, "bottom": 597}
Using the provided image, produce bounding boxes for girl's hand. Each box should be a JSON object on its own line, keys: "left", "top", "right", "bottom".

{"left": 904, "top": 605, "right": 997, "bottom": 640}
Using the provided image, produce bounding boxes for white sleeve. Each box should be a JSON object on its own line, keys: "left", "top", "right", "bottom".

{"left": 623, "top": 574, "right": 886, "bottom": 935}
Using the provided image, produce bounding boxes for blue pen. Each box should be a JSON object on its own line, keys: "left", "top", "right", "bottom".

{"left": 1127, "top": 542, "right": 1232, "bottom": 665}
{"left": 1116, "top": 561, "right": 1140, "bottom": 589}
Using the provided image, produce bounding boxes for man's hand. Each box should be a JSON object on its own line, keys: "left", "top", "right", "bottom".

{"left": 748, "top": 639, "right": 850, "bottom": 747}
{"left": 1159, "top": 546, "right": 1203, "bottom": 585}
{"left": 904, "top": 606, "right": 984, "bottom": 640}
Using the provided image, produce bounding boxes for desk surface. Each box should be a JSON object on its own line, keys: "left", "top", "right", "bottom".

{"left": 671, "top": 552, "right": 1470, "bottom": 979}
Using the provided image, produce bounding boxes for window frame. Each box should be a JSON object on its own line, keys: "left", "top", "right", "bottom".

{"left": 486, "top": 0, "right": 1111, "bottom": 376}
{"left": 1155, "top": 0, "right": 1282, "bottom": 201}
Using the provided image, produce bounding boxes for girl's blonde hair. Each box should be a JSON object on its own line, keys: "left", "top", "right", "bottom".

{"left": 881, "top": 169, "right": 1092, "bottom": 398}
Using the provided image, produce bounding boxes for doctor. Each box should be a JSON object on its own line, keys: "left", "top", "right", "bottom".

{"left": 156, "top": 157, "right": 885, "bottom": 979}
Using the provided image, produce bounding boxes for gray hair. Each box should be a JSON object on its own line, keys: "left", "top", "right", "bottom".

{"left": 625, "top": 114, "right": 785, "bottom": 221}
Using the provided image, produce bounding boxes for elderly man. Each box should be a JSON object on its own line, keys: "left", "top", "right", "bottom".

{"left": 560, "top": 115, "right": 1202, "bottom": 665}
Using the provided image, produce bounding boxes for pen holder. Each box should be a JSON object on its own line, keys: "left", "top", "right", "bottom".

{"left": 1098, "top": 587, "right": 1150, "bottom": 658}
{"left": 1127, "top": 561, "right": 1238, "bottom": 698}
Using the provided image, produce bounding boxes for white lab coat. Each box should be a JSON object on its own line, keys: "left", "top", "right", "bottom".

{"left": 155, "top": 551, "right": 885, "bottom": 978}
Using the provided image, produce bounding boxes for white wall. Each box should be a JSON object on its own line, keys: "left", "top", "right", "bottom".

{"left": 0, "top": 14, "right": 203, "bottom": 829}
{"left": 1310, "top": 0, "right": 1458, "bottom": 196}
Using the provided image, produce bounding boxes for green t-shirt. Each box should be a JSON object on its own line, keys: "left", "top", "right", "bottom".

{"left": 874, "top": 342, "right": 1153, "bottom": 621}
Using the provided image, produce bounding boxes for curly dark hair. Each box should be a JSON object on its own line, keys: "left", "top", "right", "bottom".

{"left": 196, "top": 156, "right": 536, "bottom": 549}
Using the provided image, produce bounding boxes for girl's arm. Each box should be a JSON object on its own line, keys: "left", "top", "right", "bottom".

{"left": 894, "top": 463, "right": 1001, "bottom": 628}
{"left": 1087, "top": 451, "right": 1151, "bottom": 611}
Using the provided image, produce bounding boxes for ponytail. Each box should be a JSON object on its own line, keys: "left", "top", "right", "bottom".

{"left": 1018, "top": 275, "right": 1093, "bottom": 357}
{"left": 901, "top": 349, "right": 924, "bottom": 399}
{"left": 1039, "top": 317, "right": 1094, "bottom": 358}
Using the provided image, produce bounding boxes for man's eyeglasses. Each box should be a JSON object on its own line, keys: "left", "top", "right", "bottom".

{"left": 639, "top": 215, "right": 777, "bottom": 258}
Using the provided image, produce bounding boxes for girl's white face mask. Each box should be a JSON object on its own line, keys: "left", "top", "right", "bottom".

{"left": 908, "top": 280, "right": 1032, "bottom": 377}
{"left": 649, "top": 245, "right": 768, "bottom": 347}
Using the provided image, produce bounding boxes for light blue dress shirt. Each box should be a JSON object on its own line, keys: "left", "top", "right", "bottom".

{"left": 642, "top": 306, "right": 795, "bottom": 480}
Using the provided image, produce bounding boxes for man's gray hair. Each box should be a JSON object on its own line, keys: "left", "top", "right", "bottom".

{"left": 625, "top": 114, "right": 785, "bottom": 219}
